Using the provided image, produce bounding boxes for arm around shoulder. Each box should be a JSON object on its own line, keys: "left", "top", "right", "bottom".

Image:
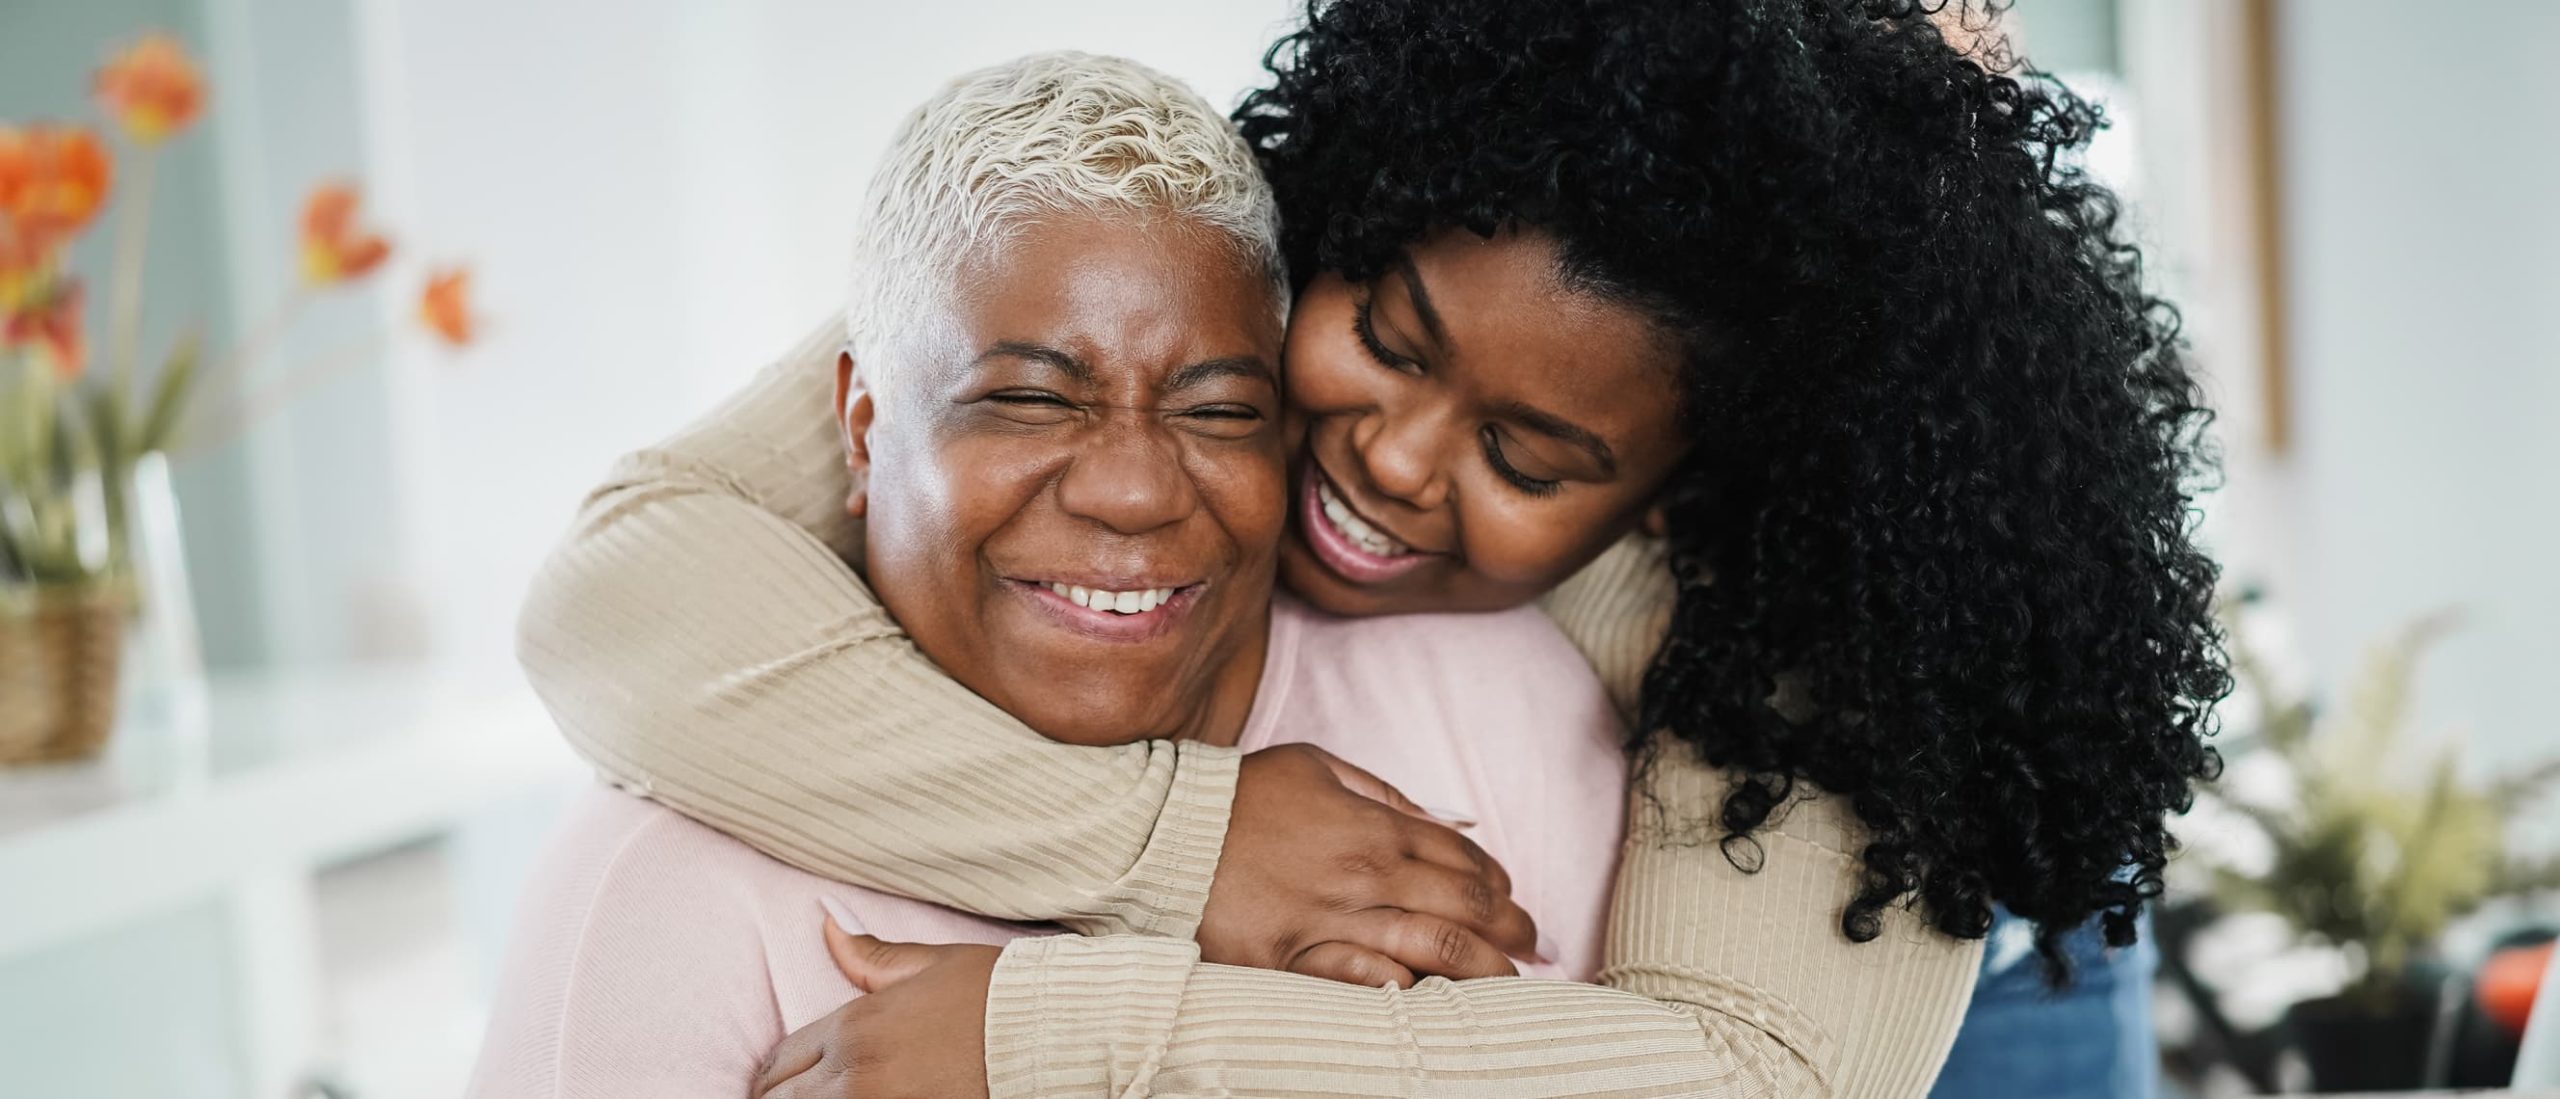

{"left": 982, "top": 742, "right": 1980, "bottom": 1098}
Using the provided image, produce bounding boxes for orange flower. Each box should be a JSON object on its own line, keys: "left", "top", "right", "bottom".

{"left": 299, "top": 181, "right": 391, "bottom": 286}
{"left": 3, "top": 277, "right": 87, "bottom": 380}
{"left": 417, "top": 267, "right": 476, "bottom": 346}
{"left": 0, "top": 128, "right": 28, "bottom": 222}
{"left": 0, "top": 125, "right": 113, "bottom": 254}
{"left": 0, "top": 226, "right": 46, "bottom": 315}
{"left": 95, "top": 33, "right": 206, "bottom": 146}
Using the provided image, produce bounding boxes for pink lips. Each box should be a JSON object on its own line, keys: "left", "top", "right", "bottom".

{"left": 1011, "top": 579, "right": 1200, "bottom": 644}
{"left": 1297, "top": 465, "right": 1435, "bottom": 586}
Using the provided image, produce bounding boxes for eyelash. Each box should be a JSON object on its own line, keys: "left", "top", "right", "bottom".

{"left": 1351, "top": 295, "right": 1420, "bottom": 373}
{"left": 1355, "top": 294, "right": 1561, "bottom": 498}
{"left": 1186, "top": 405, "right": 1262, "bottom": 421}
{"left": 987, "top": 391, "right": 1264, "bottom": 428}
{"left": 1481, "top": 426, "right": 1561, "bottom": 496}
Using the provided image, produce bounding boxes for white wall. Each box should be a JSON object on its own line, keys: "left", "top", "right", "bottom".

{"left": 351, "top": 0, "right": 1299, "bottom": 683}
{"left": 2270, "top": 0, "right": 2560, "bottom": 777}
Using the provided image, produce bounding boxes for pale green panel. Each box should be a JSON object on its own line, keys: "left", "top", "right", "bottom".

{"left": 2013, "top": 0, "right": 2122, "bottom": 75}
{"left": 0, "top": 900, "right": 247, "bottom": 1098}
{"left": 0, "top": 0, "right": 274, "bottom": 668}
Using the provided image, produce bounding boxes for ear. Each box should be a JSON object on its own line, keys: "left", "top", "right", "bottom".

{"left": 1641, "top": 503, "right": 1669, "bottom": 538}
{"left": 835, "top": 350, "right": 878, "bottom": 520}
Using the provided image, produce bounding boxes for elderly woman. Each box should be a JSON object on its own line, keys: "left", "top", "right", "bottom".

{"left": 467, "top": 53, "right": 1631, "bottom": 1099}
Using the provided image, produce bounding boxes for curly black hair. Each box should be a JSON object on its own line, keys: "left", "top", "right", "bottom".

{"left": 1238, "top": 0, "right": 2230, "bottom": 976}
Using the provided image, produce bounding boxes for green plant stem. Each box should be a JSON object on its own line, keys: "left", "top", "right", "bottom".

{"left": 184, "top": 287, "right": 312, "bottom": 443}
{"left": 107, "top": 146, "right": 158, "bottom": 412}
{"left": 91, "top": 146, "right": 162, "bottom": 579}
{"left": 178, "top": 334, "right": 385, "bottom": 457}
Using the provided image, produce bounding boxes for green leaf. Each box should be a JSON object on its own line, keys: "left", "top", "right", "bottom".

{"left": 138, "top": 332, "right": 202, "bottom": 454}
{"left": 2488, "top": 758, "right": 2560, "bottom": 813}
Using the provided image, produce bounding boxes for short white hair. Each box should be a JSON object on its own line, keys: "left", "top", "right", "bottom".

{"left": 845, "top": 51, "right": 1285, "bottom": 386}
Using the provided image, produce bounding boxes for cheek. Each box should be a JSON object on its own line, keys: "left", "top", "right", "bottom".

{"left": 1190, "top": 443, "right": 1291, "bottom": 557}
{"left": 1452, "top": 484, "right": 1643, "bottom": 589}
{"left": 869, "top": 428, "right": 1051, "bottom": 570}
{"left": 1281, "top": 302, "right": 1373, "bottom": 417}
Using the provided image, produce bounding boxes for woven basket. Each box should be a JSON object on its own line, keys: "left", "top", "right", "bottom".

{"left": 0, "top": 605, "right": 55, "bottom": 763}
{"left": 0, "top": 588, "right": 126, "bottom": 765}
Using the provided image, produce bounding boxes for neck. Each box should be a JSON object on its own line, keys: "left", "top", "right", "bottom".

{"left": 1171, "top": 606, "right": 1272, "bottom": 749}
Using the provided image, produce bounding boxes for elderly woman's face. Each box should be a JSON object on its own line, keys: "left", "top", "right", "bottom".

{"left": 843, "top": 215, "right": 1288, "bottom": 747}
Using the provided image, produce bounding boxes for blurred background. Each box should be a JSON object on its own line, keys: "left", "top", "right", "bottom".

{"left": 0, "top": 1, "right": 2552, "bottom": 1095}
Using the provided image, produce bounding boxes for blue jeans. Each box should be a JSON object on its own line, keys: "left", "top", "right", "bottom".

{"left": 1928, "top": 908, "right": 2159, "bottom": 1099}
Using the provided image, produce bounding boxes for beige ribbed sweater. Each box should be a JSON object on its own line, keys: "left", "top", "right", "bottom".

{"left": 515, "top": 319, "right": 1981, "bottom": 1097}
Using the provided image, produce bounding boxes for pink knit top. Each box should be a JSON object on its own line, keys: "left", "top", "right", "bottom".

{"left": 468, "top": 597, "right": 1628, "bottom": 1098}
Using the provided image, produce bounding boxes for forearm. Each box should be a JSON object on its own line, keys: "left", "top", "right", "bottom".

{"left": 980, "top": 749, "right": 1980, "bottom": 1098}
{"left": 987, "top": 938, "right": 1826, "bottom": 1098}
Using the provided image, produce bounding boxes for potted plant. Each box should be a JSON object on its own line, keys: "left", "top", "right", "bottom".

{"left": 1, "top": 33, "right": 477, "bottom": 763}
{"left": 2205, "top": 605, "right": 2560, "bottom": 1091}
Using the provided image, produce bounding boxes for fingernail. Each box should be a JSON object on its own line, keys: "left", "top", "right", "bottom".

{"left": 1422, "top": 804, "right": 1477, "bottom": 829}
{"left": 818, "top": 894, "right": 863, "bottom": 935}
{"left": 1535, "top": 933, "right": 1560, "bottom": 966}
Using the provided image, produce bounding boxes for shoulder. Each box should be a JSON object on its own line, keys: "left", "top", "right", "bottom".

{"left": 470, "top": 788, "right": 792, "bottom": 1099}
{"left": 1283, "top": 596, "right": 1600, "bottom": 680}
{"left": 548, "top": 787, "right": 804, "bottom": 917}
{"left": 1277, "top": 598, "right": 1625, "bottom": 764}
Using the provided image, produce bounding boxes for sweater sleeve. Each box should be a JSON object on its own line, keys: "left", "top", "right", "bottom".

{"left": 1538, "top": 531, "right": 1678, "bottom": 723}
{"left": 514, "top": 318, "right": 1238, "bottom": 937}
{"left": 981, "top": 540, "right": 1980, "bottom": 1098}
{"left": 982, "top": 747, "right": 1982, "bottom": 1098}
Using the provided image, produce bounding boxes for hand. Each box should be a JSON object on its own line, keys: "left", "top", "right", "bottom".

{"left": 752, "top": 923, "right": 999, "bottom": 1099}
{"left": 1198, "top": 743, "right": 1547, "bottom": 988}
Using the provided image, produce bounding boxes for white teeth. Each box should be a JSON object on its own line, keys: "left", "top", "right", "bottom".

{"left": 1316, "top": 479, "right": 1410, "bottom": 558}
{"left": 1045, "top": 582, "right": 1178, "bottom": 615}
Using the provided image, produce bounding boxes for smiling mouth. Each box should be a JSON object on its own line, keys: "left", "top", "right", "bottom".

{"left": 1299, "top": 462, "right": 1437, "bottom": 585}
{"left": 1008, "top": 576, "right": 1206, "bottom": 642}
{"left": 1041, "top": 582, "right": 1182, "bottom": 615}
{"left": 1315, "top": 476, "right": 1414, "bottom": 558}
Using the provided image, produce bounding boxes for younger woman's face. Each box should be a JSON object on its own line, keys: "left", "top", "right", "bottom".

{"left": 1279, "top": 226, "right": 1694, "bottom": 616}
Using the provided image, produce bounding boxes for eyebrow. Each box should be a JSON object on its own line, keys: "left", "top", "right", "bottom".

{"left": 1391, "top": 253, "right": 1453, "bottom": 352}
{"left": 976, "top": 341, "right": 1092, "bottom": 384}
{"left": 1163, "top": 356, "right": 1278, "bottom": 394}
{"left": 1494, "top": 399, "right": 1618, "bottom": 477}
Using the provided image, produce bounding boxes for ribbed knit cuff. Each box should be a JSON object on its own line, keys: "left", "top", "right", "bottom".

{"left": 1070, "top": 740, "right": 1240, "bottom": 939}
{"left": 983, "top": 934, "right": 1203, "bottom": 1099}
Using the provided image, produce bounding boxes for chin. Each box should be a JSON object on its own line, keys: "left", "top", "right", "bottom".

{"left": 996, "top": 667, "right": 1189, "bottom": 748}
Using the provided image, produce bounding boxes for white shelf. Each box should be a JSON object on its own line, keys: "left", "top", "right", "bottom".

{"left": 0, "top": 665, "right": 581, "bottom": 961}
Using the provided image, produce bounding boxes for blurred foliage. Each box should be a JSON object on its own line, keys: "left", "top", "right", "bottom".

{"left": 2209, "top": 606, "right": 2560, "bottom": 1005}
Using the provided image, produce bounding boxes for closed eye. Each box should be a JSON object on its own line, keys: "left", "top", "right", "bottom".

{"left": 1481, "top": 425, "right": 1562, "bottom": 497}
{"left": 984, "top": 389, "right": 1080, "bottom": 424}
{"left": 1176, "top": 403, "right": 1270, "bottom": 440}
{"left": 990, "top": 389, "right": 1073, "bottom": 406}
{"left": 1183, "top": 403, "right": 1263, "bottom": 420}
{"left": 1352, "top": 295, "right": 1421, "bottom": 374}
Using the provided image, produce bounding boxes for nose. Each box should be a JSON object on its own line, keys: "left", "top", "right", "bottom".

{"left": 1351, "top": 398, "right": 1454, "bottom": 513}
{"left": 1055, "top": 414, "right": 1199, "bottom": 535}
